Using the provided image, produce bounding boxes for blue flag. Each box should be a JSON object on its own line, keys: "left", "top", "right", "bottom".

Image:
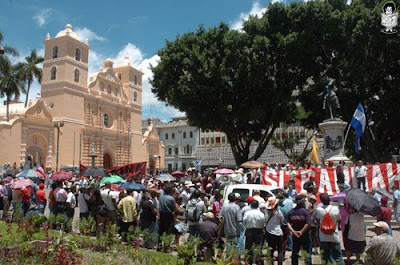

{"left": 350, "top": 103, "right": 366, "bottom": 154}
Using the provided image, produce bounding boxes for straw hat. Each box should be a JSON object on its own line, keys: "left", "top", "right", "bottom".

{"left": 266, "top": 197, "right": 279, "bottom": 210}
{"left": 203, "top": 212, "right": 214, "bottom": 220}
{"left": 235, "top": 168, "right": 244, "bottom": 175}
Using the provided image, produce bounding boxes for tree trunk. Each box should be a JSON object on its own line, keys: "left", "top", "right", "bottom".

{"left": 6, "top": 95, "right": 10, "bottom": 122}
{"left": 24, "top": 79, "right": 32, "bottom": 108}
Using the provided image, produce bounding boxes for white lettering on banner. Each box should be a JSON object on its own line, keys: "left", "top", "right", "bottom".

{"left": 262, "top": 163, "right": 400, "bottom": 195}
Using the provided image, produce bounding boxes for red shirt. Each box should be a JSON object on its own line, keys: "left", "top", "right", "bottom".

{"left": 377, "top": 206, "right": 392, "bottom": 222}
{"left": 36, "top": 189, "right": 47, "bottom": 204}
{"left": 49, "top": 189, "right": 56, "bottom": 206}
{"left": 22, "top": 187, "right": 32, "bottom": 202}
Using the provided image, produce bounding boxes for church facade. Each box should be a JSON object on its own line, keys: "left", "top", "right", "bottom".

{"left": 0, "top": 24, "right": 147, "bottom": 171}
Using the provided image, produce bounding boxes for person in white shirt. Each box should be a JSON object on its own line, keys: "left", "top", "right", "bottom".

{"left": 101, "top": 182, "right": 118, "bottom": 226}
{"left": 252, "top": 190, "right": 265, "bottom": 205}
{"left": 54, "top": 181, "right": 68, "bottom": 214}
{"left": 65, "top": 185, "right": 76, "bottom": 219}
{"left": 78, "top": 187, "right": 90, "bottom": 219}
{"left": 354, "top": 160, "right": 368, "bottom": 191}
{"left": 243, "top": 200, "right": 265, "bottom": 264}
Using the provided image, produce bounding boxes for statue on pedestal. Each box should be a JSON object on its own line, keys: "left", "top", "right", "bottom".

{"left": 321, "top": 77, "right": 340, "bottom": 120}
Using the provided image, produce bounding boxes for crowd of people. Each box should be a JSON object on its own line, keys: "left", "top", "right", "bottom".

{"left": 0, "top": 160, "right": 400, "bottom": 264}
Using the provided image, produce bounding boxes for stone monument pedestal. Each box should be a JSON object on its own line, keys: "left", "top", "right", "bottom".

{"left": 318, "top": 119, "right": 350, "bottom": 164}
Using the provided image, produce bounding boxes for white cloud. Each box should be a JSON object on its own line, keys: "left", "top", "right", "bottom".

{"left": 33, "top": 8, "right": 52, "bottom": 27}
{"left": 113, "top": 43, "right": 144, "bottom": 67}
{"left": 74, "top": 27, "right": 106, "bottom": 42}
{"left": 230, "top": 1, "right": 266, "bottom": 30}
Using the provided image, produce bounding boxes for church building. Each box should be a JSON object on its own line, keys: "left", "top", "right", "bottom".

{"left": 0, "top": 24, "right": 147, "bottom": 171}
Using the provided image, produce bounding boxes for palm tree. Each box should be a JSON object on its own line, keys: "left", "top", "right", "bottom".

{"left": 16, "top": 50, "right": 44, "bottom": 107}
{"left": 0, "top": 30, "right": 19, "bottom": 56}
{"left": 0, "top": 57, "right": 24, "bottom": 122}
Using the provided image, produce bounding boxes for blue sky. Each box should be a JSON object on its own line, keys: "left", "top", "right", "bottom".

{"left": 1, "top": 0, "right": 271, "bottom": 121}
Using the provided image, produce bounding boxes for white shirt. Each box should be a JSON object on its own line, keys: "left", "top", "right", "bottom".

{"left": 313, "top": 205, "right": 341, "bottom": 243}
{"left": 133, "top": 191, "right": 141, "bottom": 206}
{"left": 66, "top": 192, "right": 76, "bottom": 207}
{"left": 101, "top": 188, "right": 116, "bottom": 211}
{"left": 265, "top": 209, "right": 284, "bottom": 236}
{"left": 79, "top": 179, "right": 88, "bottom": 188}
{"left": 348, "top": 212, "right": 365, "bottom": 242}
{"left": 355, "top": 165, "right": 368, "bottom": 178}
{"left": 243, "top": 208, "right": 266, "bottom": 229}
{"left": 253, "top": 195, "right": 265, "bottom": 204}
{"left": 78, "top": 193, "right": 90, "bottom": 213}
{"left": 181, "top": 190, "right": 190, "bottom": 205}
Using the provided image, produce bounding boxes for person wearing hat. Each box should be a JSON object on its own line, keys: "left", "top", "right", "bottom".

{"left": 264, "top": 197, "right": 285, "bottom": 265}
{"left": 241, "top": 196, "right": 254, "bottom": 217}
{"left": 365, "top": 221, "right": 400, "bottom": 265}
{"left": 36, "top": 183, "right": 47, "bottom": 214}
{"left": 376, "top": 196, "right": 393, "bottom": 236}
{"left": 287, "top": 195, "right": 312, "bottom": 265}
{"left": 198, "top": 212, "right": 219, "bottom": 262}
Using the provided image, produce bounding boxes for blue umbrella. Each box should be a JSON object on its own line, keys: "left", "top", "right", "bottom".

{"left": 120, "top": 182, "right": 145, "bottom": 190}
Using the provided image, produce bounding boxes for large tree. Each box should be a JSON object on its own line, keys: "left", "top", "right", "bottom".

{"left": 292, "top": 0, "right": 400, "bottom": 162}
{"left": 15, "top": 49, "right": 44, "bottom": 107}
{"left": 0, "top": 57, "right": 24, "bottom": 121}
{"left": 151, "top": 23, "right": 298, "bottom": 165}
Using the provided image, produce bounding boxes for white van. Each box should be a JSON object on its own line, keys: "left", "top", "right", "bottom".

{"left": 222, "top": 184, "right": 281, "bottom": 205}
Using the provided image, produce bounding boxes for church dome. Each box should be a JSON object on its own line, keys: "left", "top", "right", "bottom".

{"left": 55, "top": 24, "right": 81, "bottom": 41}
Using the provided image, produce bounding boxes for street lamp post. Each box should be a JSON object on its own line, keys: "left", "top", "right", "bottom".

{"left": 54, "top": 121, "right": 64, "bottom": 171}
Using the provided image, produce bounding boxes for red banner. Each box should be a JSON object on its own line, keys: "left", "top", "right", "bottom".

{"left": 80, "top": 162, "right": 147, "bottom": 179}
{"left": 262, "top": 163, "right": 400, "bottom": 195}
{"left": 107, "top": 162, "right": 147, "bottom": 179}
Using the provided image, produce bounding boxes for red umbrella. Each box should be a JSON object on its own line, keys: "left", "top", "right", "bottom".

{"left": 171, "top": 171, "right": 188, "bottom": 177}
{"left": 100, "top": 183, "right": 122, "bottom": 191}
{"left": 50, "top": 171, "right": 74, "bottom": 180}
{"left": 215, "top": 168, "right": 234, "bottom": 174}
{"left": 11, "top": 179, "right": 33, "bottom": 189}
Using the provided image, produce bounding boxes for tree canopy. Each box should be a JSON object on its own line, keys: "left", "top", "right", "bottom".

{"left": 151, "top": 0, "right": 400, "bottom": 164}
{"left": 151, "top": 23, "right": 298, "bottom": 165}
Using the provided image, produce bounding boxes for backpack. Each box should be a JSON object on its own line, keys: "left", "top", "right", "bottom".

{"left": 186, "top": 198, "right": 201, "bottom": 222}
{"left": 320, "top": 206, "right": 336, "bottom": 235}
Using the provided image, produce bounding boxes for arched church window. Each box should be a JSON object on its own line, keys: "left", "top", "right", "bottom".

{"left": 115, "top": 87, "right": 118, "bottom": 96}
{"left": 108, "top": 85, "right": 111, "bottom": 94}
{"left": 74, "top": 69, "right": 80, "bottom": 82}
{"left": 52, "top": 46, "right": 58, "bottom": 59}
{"left": 100, "top": 82, "right": 104, "bottom": 91}
{"left": 133, "top": 91, "right": 138, "bottom": 102}
{"left": 104, "top": 113, "right": 110, "bottom": 128}
{"left": 75, "top": 48, "right": 81, "bottom": 61}
{"left": 134, "top": 75, "right": 137, "bottom": 85}
{"left": 50, "top": 66, "right": 57, "bottom": 80}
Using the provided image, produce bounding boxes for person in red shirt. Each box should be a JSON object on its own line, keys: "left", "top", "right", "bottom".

{"left": 48, "top": 183, "right": 57, "bottom": 215}
{"left": 36, "top": 183, "right": 47, "bottom": 214}
{"left": 376, "top": 196, "right": 393, "bottom": 236}
{"left": 22, "top": 186, "right": 32, "bottom": 214}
